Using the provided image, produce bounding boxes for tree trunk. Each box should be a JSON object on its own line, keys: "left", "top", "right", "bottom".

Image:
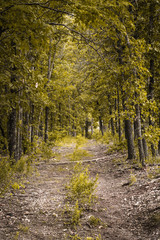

{"left": 85, "top": 117, "right": 89, "bottom": 138}
{"left": 0, "top": 120, "right": 7, "bottom": 150}
{"left": 16, "top": 105, "right": 23, "bottom": 160}
{"left": 59, "top": 103, "right": 62, "bottom": 130}
{"left": 111, "top": 117, "right": 115, "bottom": 136}
{"left": 44, "top": 106, "right": 49, "bottom": 143}
{"left": 39, "top": 120, "right": 43, "bottom": 138}
{"left": 50, "top": 112, "right": 53, "bottom": 132}
{"left": 148, "top": 59, "right": 156, "bottom": 157}
{"left": 108, "top": 95, "right": 115, "bottom": 136}
{"left": 158, "top": 140, "right": 160, "bottom": 155}
{"left": 91, "top": 118, "right": 94, "bottom": 135}
{"left": 158, "top": 111, "right": 160, "bottom": 155}
{"left": 141, "top": 124, "right": 148, "bottom": 160}
{"left": 30, "top": 103, "right": 34, "bottom": 143}
{"left": 8, "top": 108, "right": 17, "bottom": 161}
{"left": 99, "top": 116, "right": 103, "bottom": 136}
{"left": 148, "top": 3, "right": 156, "bottom": 157}
{"left": 23, "top": 112, "right": 29, "bottom": 154}
{"left": 8, "top": 44, "right": 18, "bottom": 161}
{"left": 134, "top": 119, "right": 138, "bottom": 140}
{"left": 117, "top": 85, "right": 122, "bottom": 141}
{"left": 135, "top": 104, "right": 145, "bottom": 166}
{"left": 125, "top": 119, "right": 136, "bottom": 160}
{"left": 142, "top": 137, "right": 148, "bottom": 160}
{"left": 115, "top": 98, "right": 118, "bottom": 133}
{"left": 109, "top": 104, "right": 115, "bottom": 136}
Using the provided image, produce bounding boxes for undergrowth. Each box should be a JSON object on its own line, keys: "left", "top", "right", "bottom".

{"left": 66, "top": 149, "right": 92, "bottom": 162}
{"left": 62, "top": 135, "right": 91, "bottom": 162}
{"left": 69, "top": 234, "right": 102, "bottom": 240}
{"left": 66, "top": 162, "right": 98, "bottom": 208}
{"left": 92, "top": 130, "right": 113, "bottom": 144}
{"left": 129, "top": 171, "right": 137, "bottom": 186}
{"left": 64, "top": 159, "right": 98, "bottom": 230}
{"left": 56, "top": 135, "right": 87, "bottom": 148}
{"left": 107, "top": 139, "right": 127, "bottom": 154}
{"left": 145, "top": 155, "right": 160, "bottom": 165}
{"left": 92, "top": 130, "right": 127, "bottom": 154}
{"left": 0, "top": 156, "right": 31, "bottom": 196}
{"left": 0, "top": 137, "right": 55, "bottom": 196}
{"left": 146, "top": 165, "right": 160, "bottom": 179}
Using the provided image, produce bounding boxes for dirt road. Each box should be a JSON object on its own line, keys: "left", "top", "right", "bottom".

{"left": 0, "top": 140, "right": 159, "bottom": 239}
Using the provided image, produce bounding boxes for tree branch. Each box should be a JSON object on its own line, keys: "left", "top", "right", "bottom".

{"left": 48, "top": 22, "right": 107, "bottom": 65}
{"left": 0, "top": 5, "right": 14, "bottom": 15}
{"left": 0, "top": 2, "right": 73, "bottom": 16}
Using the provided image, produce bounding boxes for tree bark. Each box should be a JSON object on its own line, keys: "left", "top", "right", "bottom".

{"left": 30, "top": 103, "right": 34, "bottom": 143}
{"left": 142, "top": 138, "right": 148, "bottom": 160}
{"left": 16, "top": 105, "right": 23, "bottom": 160}
{"left": 148, "top": 59, "right": 156, "bottom": 157}
{"left": 44, "top": 106, "right": 49, "bottom": 143}
{"left": 115, "top": 98, "right": 118, "bottom": 133}
{"left": 158, "top": 141, "right": 160, "bottom": 155}
{"left": 8, "top": 108, "right": 17, "bottom": 160}
{"left": 91, "top": 118, "right": 94, "bottom": 135}
{"left": 50, "top": 112, "right": 53, "bottom": 132}
{"left": 99, "top": 116, "right": 103, "bottom": 136}
{"left": 125, "top": 119, "right": 136, "bottom": 159}
{"left": 148, "top": 2, "right": 156, "bottom": 157}
{"left": 158, "top": 111, "right": 160, "bottom": 155}
{"left": 85, "top": 117, "right": 89, "bottom": 138}
{"left": 111, "top": 117, "right": 115, "bottom": 136}
{"left": 7, "top": 41, "right": 19, "bottom": 161}
{"left": 141, "top": 123, "right": 149, "bottom": 160}
{"left": 134, "top": 119, "right": 138, "bottom": 140}
{"left": 135, "top": 103, "right": 145, "bottom": 166}
{"left": 0, "top": 120, "right": 7, "bottom": 150}
{"left": 117, "top": 84, "right": 122, "bottom": 141}
{"left": 23, "top": 112, "right": 29, "bottom": 154}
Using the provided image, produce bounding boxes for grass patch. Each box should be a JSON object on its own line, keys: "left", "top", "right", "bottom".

{"left": 0, "top": 137, "right": 56, "bottom": 196}
{"left": 129, "top": 172, "right": 137, "bottom": 186}
{"left": 88, "top": 215, "right": 101, "bottom": 227}
{"left": 146, "top": 165, "right": 160, "bottom": 179}
{"left": 92, "top": 130, "right": 127, "bottom": 154}
{"left": 56, "top": 135, "right": 88, "bottom": 148}
{"left": 145, "top": 155, "right": 160, "bottom": 165}
{"left": 92, "top": 130, "right": 113, "bottom": 144}
{"left": 66, "top": 162, "right": 98, "bottom": 208}
{"left": 71, "top": 200, "right": 82, "bottom": 226}
{"left": 107, "top": 139, "right": 127, "bottom": 154}
{"left": 68, "top": 234, "right": 102, "bottom": 240}
{"left": 64, "top": 162, "right": 98, "bottom": 229}
{"left": 0, "top": 155, "right": 34, "bottom": 196}
{"left": 66, "top": 149, "right": 92, "bottom": 162}
{"left": 18, "top": 224, "right": 29, "bottom": 233}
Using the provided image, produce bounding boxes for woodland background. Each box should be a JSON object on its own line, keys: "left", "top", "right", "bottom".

{"left": 0, "top": 0, "right": 160, "bottom": 166}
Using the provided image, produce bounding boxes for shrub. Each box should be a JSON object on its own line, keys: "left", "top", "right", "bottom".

{"left": 71, "top": 200, "right": 82, "bottom": 226}
{"left": 0, "top": 157, "right": 12, "bottom": 195}
{"left": 107, "top": 139, "right": 127, "bottom": 154}
{"left": 66, "top": 162, "right": 98, "bottom": 208}
{"left": 129, "top": 172, "right": 137, "bottom": 186}
{"left": 39, "top": 141, "right": 54, "bottom": 161}
{"left": 0, "top": 154, "right": 34, "bottom": 196}
{"left": 88, "top": 215, "right": 101, "bottom": 227}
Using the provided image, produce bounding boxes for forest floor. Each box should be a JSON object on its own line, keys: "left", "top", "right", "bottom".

{"left": 0, "top": 140, "right": 160, "bottom": 240}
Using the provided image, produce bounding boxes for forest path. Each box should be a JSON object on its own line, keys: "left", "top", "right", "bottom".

{"left": 0, "top": 140, "right": 159, "bottom": 240}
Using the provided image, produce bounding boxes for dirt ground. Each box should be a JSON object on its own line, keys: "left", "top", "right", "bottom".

{"left": 0, "top": 140, "right": 159, "bottom": 240}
